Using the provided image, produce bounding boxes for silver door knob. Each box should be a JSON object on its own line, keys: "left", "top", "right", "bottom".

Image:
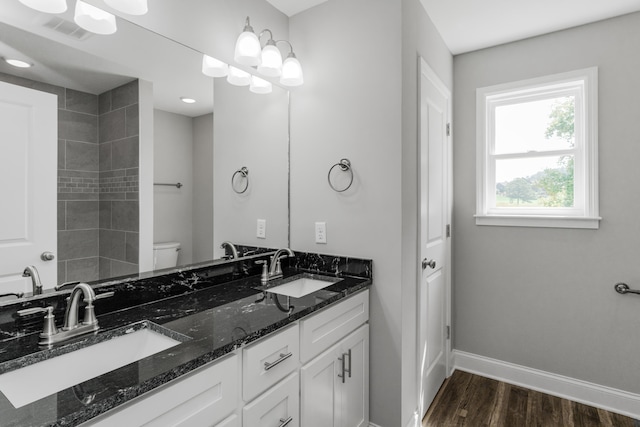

{"left": 422, "top": 258, "right": 436, "bottom": 269}
{"left": 41, "top": 252, "right": 55, "bottom": 261}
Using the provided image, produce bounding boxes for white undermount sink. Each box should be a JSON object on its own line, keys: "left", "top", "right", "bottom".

{"left": 0, "top": 322, "right": 185, "bottom": 408}
{"left": 265, "top": 274, "right": 340, "bottom": 298}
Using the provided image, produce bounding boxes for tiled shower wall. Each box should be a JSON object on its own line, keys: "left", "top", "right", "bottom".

{"left": 0, "top": 73, "right": 139, "bottom": 284}
{"left": 98, "top": 81, "right": 140, "bottom": 279}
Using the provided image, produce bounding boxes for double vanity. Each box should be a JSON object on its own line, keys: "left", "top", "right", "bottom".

{"left": 0, "top": 250, "right": 371, "bottom": 427}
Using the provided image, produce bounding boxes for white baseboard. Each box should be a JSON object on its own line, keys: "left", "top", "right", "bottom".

{"left": 453, "top": 350, "right": 640, "bottom": 420}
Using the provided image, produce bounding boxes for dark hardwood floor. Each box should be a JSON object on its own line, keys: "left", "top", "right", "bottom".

{"left": 423, "top": 370, "right": 639, "bottom": 427}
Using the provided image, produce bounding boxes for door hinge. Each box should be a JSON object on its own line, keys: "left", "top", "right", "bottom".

{"left": 446, "top": 122, "right": 451, "bottom": 137}
{"left": 446, "top": 325, "right": 451, "bottom": 340}
{"left": 446, "top": 224, "right": 451, "bottom": 238}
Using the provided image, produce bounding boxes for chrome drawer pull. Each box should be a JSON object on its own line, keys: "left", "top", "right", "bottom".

{"left": 338, "top": 352, "right": 346, "bottom": 383}
{"left": 345, "top": 348, "right": 352, "bottom": 378}
{"left": 264, "top": 352, "right": 293, "bottom": 371}
{"left": 279, "top": 416, "right": 293, "bottom": 427}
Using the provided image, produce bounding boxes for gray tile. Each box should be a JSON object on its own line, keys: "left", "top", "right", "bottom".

{"left": 58, "top": 261, "right": 67, "bottom": 285}
{"left": 99, "top": 108, "right": 126, "bottom": 143}
{"left": 58, "top": 139, "right": 65, "bottom": 169}
{"left": 110, "top": 260, "right": 138, "bottom": 278}
{"left": 99, "top": 257, "right": 111, "bottom": 280}
{"left": 126, "top": 168, "right": 139, "bottom": 176}
{"left": 100, "top": 192, "right": 127, "bottom": 201}
{"left": 98, "top": 91, "right": 111, "bottom": 115}
{"left": 66, "top": 201, "right": 99, "bottom": 230}
{"left": 99, "top": 142, "right": 112, "bottom": 171}
{"left": 58, "top": 192, "right": 99, "bottom": 201}
{"left": 99, "top": 229, "right": 125, "bottom": 260}
{"left": 100, "top": 169, "right": 125, "bottom": 179}
{"left": 111, "top": 136, "right": 139, "bottom": 169}
{"left": 66, "top": 258, "right": 99, "bottom": 282}
{"left": 111, "top": 201, "right": 139, "bottom": 232}
{"left": 126, "top": 192, "right": 139, "bottom": 200}
{"left": 65, "top": 89, "right": 98, "bottom": 115}
{"left": 58, "top": 229, "right": 99, "bottom": 261}
{"left": 59, "top": 110, "right": 98, "bottom": 143}
{"left": 125, "top": 232, "right": 139, "bottom": 264}
{"left": 112, "top": 80, "right": 138, "bottom": 109}
{"left": 58, "top": 201, "right": 66, "bottom": 231}
{"left": 125, "top": 105, "right": 139, "bottom": 137}
{"left": 65, "top": 141, "right": 98, "bottom": 171}
{"left": 59, "top": 170, "right": 99, "bottom": 179}
{"left": 99, "top": 201, "right": 112, "bottom": 229}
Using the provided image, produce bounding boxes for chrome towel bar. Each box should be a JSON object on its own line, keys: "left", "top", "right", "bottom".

{"left": 614, "top": 283, "right": 640, "bottom": 296}
{"left": 154, "top": 182, "right": 183, "bottom": 188}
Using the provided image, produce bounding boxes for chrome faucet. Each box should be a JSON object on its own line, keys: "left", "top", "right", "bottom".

{"left": 22, "top": 265, "right": 43, "bottom": 295}
{"left": 17, "top": 283, "right": 111, "bottom": 346}
{"left": 220, "top": 241, "right": 239, "bottom": 259}
{"left": 268, "top": 248, "right": 295, "bottom": 280}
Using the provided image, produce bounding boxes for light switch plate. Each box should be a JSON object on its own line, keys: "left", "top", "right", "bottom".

{"left": 315, "top": 222, "right": 327, "bottom": 244}
{"left": 257, "top": 219, "right": 266, "bottom": 239}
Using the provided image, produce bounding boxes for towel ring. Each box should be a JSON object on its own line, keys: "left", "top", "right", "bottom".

{"left": 232, "top": 167, "right": 249, "bottom": 194}
{"left": 328, "top": 158, "right": 353, "bottom": 192}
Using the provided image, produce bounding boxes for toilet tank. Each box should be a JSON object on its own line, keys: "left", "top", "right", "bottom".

{"left": 153, "top": 242, "right": 181, "bottom": 269}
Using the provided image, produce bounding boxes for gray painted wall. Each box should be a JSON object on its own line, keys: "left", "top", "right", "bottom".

{"left": 192, "top": 113, "right": 214, "bottom": 263}
{"left": 153, "top": 109, "right": 194, "bottom": 266}
{"left": 453, "top": 12, "right": 640, "bottom": 395}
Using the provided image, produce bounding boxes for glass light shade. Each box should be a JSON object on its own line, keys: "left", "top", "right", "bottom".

{"left": 226, "top": 66, "right": 251, "bottom": 86}
{"left": 257, "top": 43, "right": 283, "bottom": 77}
{"left": 104, "top": 0, "right": 148, "bottom": 15}
{"left": 74, "top": 1, "right": 117, "bottom": 35}
{"left": 234, "top": 31, "right": 261, "bottom": 66}
{"left": 280, "top": 54, "right": 304, "bottom": 87}
{"left": 4, "top": 58, "right": 32, "bottom": 68}
{"left": 249, "top": 76, "right": 272, "bottom": 94}
{"left": 18, "top": 0, "right": 67, "bottom": 13}
{"left": 202, "top": 55, "right": 228, "bottom": 78}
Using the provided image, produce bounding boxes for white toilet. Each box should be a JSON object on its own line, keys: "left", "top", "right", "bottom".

{"left": 153, "top": 242, "right": 181, "bottom": 269}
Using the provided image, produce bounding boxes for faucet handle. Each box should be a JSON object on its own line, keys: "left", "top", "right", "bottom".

{"left": 255, "top": 260, "right": 269, "bottom": 284}
{"left": 17, "top": 306, "right": 58, "bottom": 338}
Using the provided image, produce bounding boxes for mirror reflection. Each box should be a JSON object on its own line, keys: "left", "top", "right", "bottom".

{"left": 0, "top": 1, "right": 289, "bottom": 299}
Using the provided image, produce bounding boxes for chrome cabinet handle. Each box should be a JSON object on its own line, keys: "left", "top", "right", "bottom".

{"left": 422, "top": 258, "right": 436, "bottom": 269}
{"left": 264, "top": 352, "right": 293, "bottom": 371}
{"left": 346, "top": 349, "right": 352, "bottom": 378}
{"left": 338, "top": 349, "right": 352, "bottom": 383}
{"left": 41, "top": 251, "right": 55, "bottom": 261}
{"left": 278, "top": 417, "right": 293, "bottom": 427}
{"left": 615, "top": 283, "right": 640, "bottom": 295}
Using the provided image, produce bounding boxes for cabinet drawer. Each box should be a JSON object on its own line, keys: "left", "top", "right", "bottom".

{"left": 216, "top": 414, "right": 240, "bottom": 427}
{"left": 300, "top": 290, "right": 369, "bottom": 363}
{"left": 243, "top": 324, "right": 299, "bottom": 402}
{"left": 243, "top": 372, "right": 299, "bottom": 427}
{"left": 85, "top": 353, "right": 239, "bottom": 427}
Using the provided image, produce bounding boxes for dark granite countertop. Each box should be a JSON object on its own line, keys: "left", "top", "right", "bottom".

{"left": 0, "top": 252, "right": 372, "bottom": 427}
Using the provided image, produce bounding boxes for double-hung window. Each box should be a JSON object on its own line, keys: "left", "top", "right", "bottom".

{"left": 476, "top": 68, "right": 599, "bottom": 229}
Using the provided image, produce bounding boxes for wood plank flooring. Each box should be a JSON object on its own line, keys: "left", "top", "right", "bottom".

{"left": 423, "top": 370, "right": 639, "bottom": 427}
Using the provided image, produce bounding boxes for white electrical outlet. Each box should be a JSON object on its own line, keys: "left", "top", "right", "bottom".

{"left": 257, "top": 219, "right": 266, "bottom": 239}
{"left": 315, "top": 222, "right": 327, "bottom": 244}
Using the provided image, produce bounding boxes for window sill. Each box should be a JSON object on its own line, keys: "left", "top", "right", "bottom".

{"left": 474, "top": 215, "right": 601, "bottom": 229}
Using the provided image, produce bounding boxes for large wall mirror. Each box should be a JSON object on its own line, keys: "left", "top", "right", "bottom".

{"left": 0, "top": 0, "right": 289, "bottom": 296}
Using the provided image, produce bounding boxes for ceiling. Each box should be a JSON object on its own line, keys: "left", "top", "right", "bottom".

{"left": 419, "top": 0, "right": 640, "bottom": 55}
{"left": 265, "top": 0, "right": 329, "bottom": 17}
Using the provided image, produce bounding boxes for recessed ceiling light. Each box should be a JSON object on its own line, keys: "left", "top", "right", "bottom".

{"left": 180, "top": 97, "right": 196, "bottom": 104}
{"left": 4, "top": 58, "right": 33, "bottom": 68}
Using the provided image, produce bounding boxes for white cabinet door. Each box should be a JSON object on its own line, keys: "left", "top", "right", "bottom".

{"left": 0, "top": 81, "right": 57, "bottom": 294}
{"left": 243, "top": 372, "right": 299, "bottom": 427}
{"left": 338, "top": 325, "right": 369, "bottom": 427}
{"left": 301, "top": 325, "right": 369, "bottom": 427}
{"left": 215, "top": 414, "right": 240, "bottom": 427}
{"left": 300, "top": 343, "right": 340, "bottom": 427}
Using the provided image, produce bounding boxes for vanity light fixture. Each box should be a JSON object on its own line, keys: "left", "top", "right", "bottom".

{"left": 18, "top": 0, "right": 67, "bottom": 14}
{"left": 180, "top": 97, "right": 196, "bottom": 104}
{"left": 104, "top": 0, "right": 148, "bottom": 16}
{"left": 4, "top": 58, "right": 32, "bottom": 68}
{"left": 74, "top": 0, "right": 117, "bottom": 35}
{"left": 234, "top": 16, "right": 304, "bottom": 87}
{"left": 227, "top": 66, "right": 251, "bottom": 86}
{"left": 249, "top": 76, "right": 272, "bottom": 94}
{"left": 202, "top": 54, "right": 228, "bottom": 78}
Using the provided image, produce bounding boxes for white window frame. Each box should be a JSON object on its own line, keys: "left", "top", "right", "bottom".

{"left": 475, "top": 67, "right": 600, "bottom": 229}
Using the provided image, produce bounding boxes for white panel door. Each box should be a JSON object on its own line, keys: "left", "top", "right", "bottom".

{"left": 418, "top": 58, "right": 451, "bottom": 417}
{"left": 0, "top": 81, "right": 57, "bottom": 294}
